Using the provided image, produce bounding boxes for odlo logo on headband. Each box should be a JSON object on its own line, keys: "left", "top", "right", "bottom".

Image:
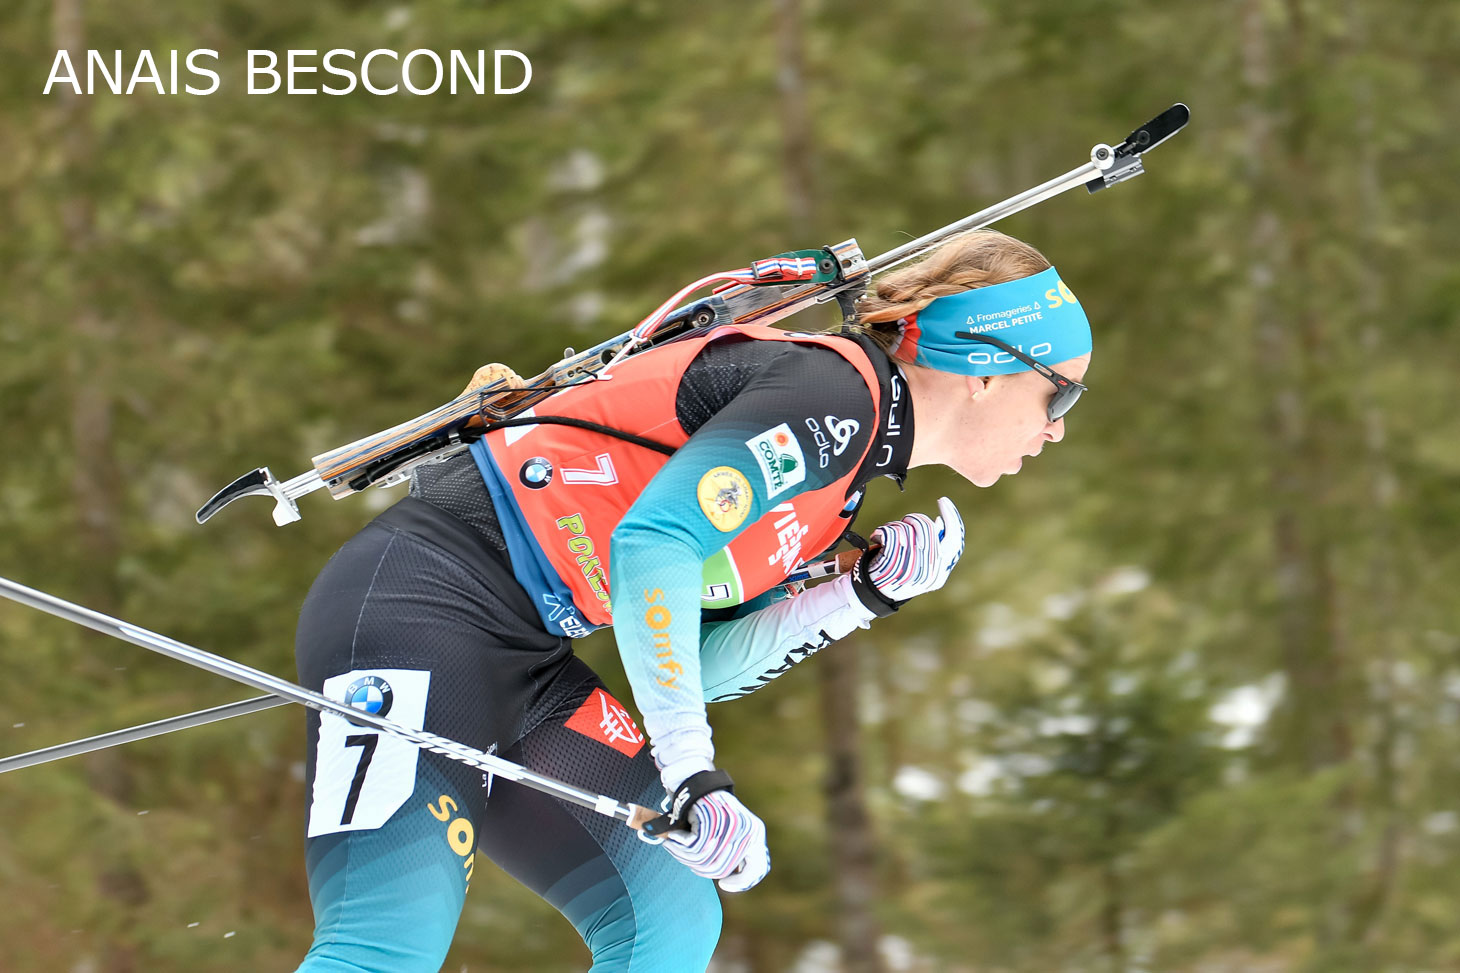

{"left": 956, "top": 337, "right": 1054, "bottom": 368}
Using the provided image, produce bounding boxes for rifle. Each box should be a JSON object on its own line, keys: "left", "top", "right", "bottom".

{"left": 197, "top": 104, "right": 1189, "bottom": 528}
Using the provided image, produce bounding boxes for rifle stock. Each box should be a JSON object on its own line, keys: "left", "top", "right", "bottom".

{"left": 312, "top": 238, "right": 872, "bottom": 499}
{"left": 198, "top": 104, "right": 1188, "bottom": 527}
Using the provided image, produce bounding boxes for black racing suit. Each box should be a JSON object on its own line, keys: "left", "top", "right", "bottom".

{"left": 293, "top": 334, "right": 912, "bottom": 971}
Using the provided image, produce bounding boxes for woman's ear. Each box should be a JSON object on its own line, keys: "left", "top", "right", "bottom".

{"left": 964, "top": 373, "right": 991, "bottom": 400}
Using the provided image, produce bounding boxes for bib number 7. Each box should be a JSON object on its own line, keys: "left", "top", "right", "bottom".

{"left": 307, "top": 669, "right": 432, "bottom": 837}
{"left": 341, "top": 734, "right": 379, "bottom": 825}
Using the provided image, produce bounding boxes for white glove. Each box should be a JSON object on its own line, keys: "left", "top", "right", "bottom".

{"left": 655, "top": 771, "right": 771, "bottom": 893}
{"left": 851, "top": 496, "right": 965, "bottom": 615}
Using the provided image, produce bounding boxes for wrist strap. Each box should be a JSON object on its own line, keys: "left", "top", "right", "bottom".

{"left": 640, "top": 769, "right": 735, "bottom": 836}
{"left": 847, "top": 535, "right": 900, "bottom": 618}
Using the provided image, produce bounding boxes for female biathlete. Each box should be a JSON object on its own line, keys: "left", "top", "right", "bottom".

{"left": 292, "top": 229, "right": 1092, "bottom": 971}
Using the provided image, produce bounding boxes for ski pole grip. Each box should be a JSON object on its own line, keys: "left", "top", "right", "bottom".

{"left": 627, "top": 803, "right": 678, "bottom": 833}
{"left": 633, "top": 769, "right": 736, "bottom": 836}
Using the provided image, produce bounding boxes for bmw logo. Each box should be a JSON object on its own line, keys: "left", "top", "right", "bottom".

{"left": 343, "top": 675, "right": 394, "bottom": 718}
{"left": 519, "top": 457, "right": 554, "bottom": 489}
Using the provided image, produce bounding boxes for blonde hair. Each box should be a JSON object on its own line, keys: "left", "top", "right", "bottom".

{"left": 840, "top": 229, "right": 1053, "bottom": 356}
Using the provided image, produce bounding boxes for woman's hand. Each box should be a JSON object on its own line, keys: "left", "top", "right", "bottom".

{"left": 656, "top": 770, "right": 771, "bottom": 893}
{"left": 850, "top": 496, "right": 965, "bottom": 615}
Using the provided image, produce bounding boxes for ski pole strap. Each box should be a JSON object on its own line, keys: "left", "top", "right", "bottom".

{"left": 750, "top": 249, "right": 839, "bottom": 285}
{"left": 639, "top": 769, "right": 736, "bottom": 836}
{"left": 844, "top": 530, "right": 900, "bottom": 618}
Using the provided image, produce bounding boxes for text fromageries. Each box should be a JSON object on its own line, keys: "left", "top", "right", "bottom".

{"left": 43, "top": 49, "right": 531, "bottom": 96}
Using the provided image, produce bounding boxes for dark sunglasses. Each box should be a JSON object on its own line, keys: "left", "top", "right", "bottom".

{"left": 953, "top": 331, "right": 1087, "bottom": 422}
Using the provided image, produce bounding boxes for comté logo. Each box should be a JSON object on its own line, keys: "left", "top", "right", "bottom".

{"left": 565, "top": 688, "right": 645, "bottom": 758}
{"left": 745, "top": 422, "right": 805, "bottom": 498}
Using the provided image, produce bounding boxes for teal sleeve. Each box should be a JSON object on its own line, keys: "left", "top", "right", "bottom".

{"left": 609, "top": 345, "right": 875, "bottom": 774}
{"left": 609, "top": 428, "right": 798, "bottom": 772}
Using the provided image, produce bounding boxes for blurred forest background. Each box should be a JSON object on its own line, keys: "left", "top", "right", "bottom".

{"left": 2, "top": 0, "right": 1458, "bottom": 970}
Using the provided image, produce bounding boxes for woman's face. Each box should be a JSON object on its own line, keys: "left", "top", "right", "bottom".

{"left": 947, "top": 353, "right": 1091, "bottom": 488}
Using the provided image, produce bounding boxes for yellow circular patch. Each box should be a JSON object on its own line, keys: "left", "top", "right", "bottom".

{"left": 697, "top": 466, "right": 754, "bottom": 533}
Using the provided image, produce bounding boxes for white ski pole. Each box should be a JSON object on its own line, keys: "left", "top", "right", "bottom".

{"left": 0, "top": 695, "right": 287, "bottom": 774}
{"left": 0, "top": 547, "right": 865, "bottom": 772}
{"left": 0, "top": 577, "right": 670, "bottom": 832}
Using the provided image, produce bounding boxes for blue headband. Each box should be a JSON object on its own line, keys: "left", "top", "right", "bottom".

{"left": 889, "top": 267, "right": 1092, "bottom": 376}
